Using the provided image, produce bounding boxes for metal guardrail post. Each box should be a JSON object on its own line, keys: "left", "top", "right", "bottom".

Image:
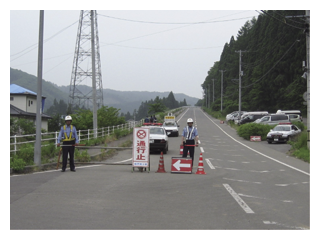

{"left": 14, "top": 135, "right": 17, "bottom": 154}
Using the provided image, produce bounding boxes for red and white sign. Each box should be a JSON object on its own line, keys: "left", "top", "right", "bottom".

{"left": 171, "top": 157, "right": 192, "bottom": 173}
{"left": 132, "top": 127, "right": 150, "bottom": 167}
{"left": 250, "top": 136, "right": 261, "bottom": 141}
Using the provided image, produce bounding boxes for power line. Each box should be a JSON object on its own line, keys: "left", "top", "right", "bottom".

{"left": 258, "top": 10, "right": 305, "bottom": 30}
{"left": 10, "top": 20, "right": 78, "bottom": 61}
{"left": 98, "top": 13, "right": 256, "bottom": 25}
{"left": 241, "top": 38, "right": 300, "bottom": 89}
{"left": 102, "top": 43, "right": 223, "bottom": 51}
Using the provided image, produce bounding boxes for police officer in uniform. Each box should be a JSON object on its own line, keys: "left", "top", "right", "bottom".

{"left": 57, "top": 116, "right": 79, "bottom": 172}
{"left": 181, "top": 118, "right": 199, "bottom": 167}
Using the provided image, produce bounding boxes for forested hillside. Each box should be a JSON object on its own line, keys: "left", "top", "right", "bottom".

{"left": 202, "top": 10, "right": 307, "bottom": 114}
{"left": 10, "top": 68, "right": 198, "bottom": 115}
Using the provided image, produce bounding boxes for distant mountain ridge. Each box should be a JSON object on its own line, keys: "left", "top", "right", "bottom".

{"left": 10, "top": 68, "right": 199, "bottom": 114}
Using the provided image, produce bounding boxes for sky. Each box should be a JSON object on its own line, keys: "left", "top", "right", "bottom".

{"left": 10, "top": 8, "right": 262, "bottom": 99}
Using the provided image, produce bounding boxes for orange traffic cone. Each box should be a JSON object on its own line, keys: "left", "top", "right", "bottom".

{"left": 156, "top": 152, "right": 166, "bottom": 173}
{"left": 195, "top": 153, "right": 206, "bottom": 175}
{"left": 180, "top": 145, "right": 184, "bottom": 155}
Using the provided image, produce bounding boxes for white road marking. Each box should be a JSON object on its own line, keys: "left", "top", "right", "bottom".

{"left": 203, "top": 111, "right": 309, "bottom": 176}
{"left": 275, "top": 182, "right": 309, "bottom": 187}
{"left": 114, "top": 158, "right": 132, "bottom": 163}
{"left": 239, "top": 193, "right": 293, "bottom": 203}
{"left": 223, "top": 178, "right": 261, "bottom": 184}
{"left": 200, "top": 147, "right": 204, "bottom": 153}
{"left": 34, "top": 165, "right": 103, "bottom": 174}
{"left": 205, "top": 158, "right": 215, "bottom": 169}
{"left": 223, "top": 184, "right": 254, "bottom": 214}
{"left": 263, "top": 221, "right": 308, "bottom": 230}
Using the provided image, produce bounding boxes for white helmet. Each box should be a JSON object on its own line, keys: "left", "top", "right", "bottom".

{"left": 65, "top": 115, "right": 72, "bottom": 121}
{"left": 187, "top": 118, "right": 193, "bottom": 123}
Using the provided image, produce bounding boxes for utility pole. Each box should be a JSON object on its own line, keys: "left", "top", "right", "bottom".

{"left": 306, "top": 10, "right": 310, "bottom": 149}
{"left": 34, "top": 10, "right": 44, "bottom": 167}
{"left": 285, "top": 11, "right": 310, "bottom": 149}
{"left": 208, "top": 83, "right": 210, "bottom": 108}
{"left": 219, "top": 70, "right": 226, "bottom": 112}
{"left": 212, "top": 79, "right": 215, "bottom": 103}
{"left": 205, "top": 87, "right": 208, "bottom": 108}
{"left": 235, "top": 50, "right": 247, "bottom": 117}
{"left": 91, "top": 10, "right": 97, "bottom": 138}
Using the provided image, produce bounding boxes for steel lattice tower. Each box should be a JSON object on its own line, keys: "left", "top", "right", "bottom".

{"left": 69, "top": 10, "right": 103, "bottom": 110}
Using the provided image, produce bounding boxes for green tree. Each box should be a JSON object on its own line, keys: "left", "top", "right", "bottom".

{"left": 48, "top": 114, "right": 64, "bottom": 132}
{"left": 148, "top": 96, "right": 166, "bottom": 114}
{"left": 97, "top": 106, "right": 125, "bottom": 127}
{"left": 10, "top": 118, "right": 36, "bottom": 135}
{"left": 70, "top": 109, "right": 93, "bottom": 130}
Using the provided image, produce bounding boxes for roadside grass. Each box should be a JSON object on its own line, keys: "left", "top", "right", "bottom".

{"left": 10, "top": 128, "right": 133, "bottom": 172}
{"left": 288, "top": 131, "right": 309, "bottom": 163}
{"left": 202, "top": 108, "right": 310, "bottom": 163}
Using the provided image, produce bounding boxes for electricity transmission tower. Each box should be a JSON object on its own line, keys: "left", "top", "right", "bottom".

{"left": 69, "top": 10, "right": 103, "bottom": 111}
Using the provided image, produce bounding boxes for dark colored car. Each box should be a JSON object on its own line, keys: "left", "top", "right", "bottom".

{"left": 239, "top": 114, "right": 267, "bottom": 125}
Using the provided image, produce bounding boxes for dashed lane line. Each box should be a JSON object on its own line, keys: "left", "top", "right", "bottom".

{"left": 223, "top": 183, "right": 255, "bottom": 214}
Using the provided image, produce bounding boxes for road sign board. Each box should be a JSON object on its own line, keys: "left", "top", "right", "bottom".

{"left": 171, "top": 157, "right": 192, "bottom": 173}
{"left": 250, "top": 136, "right": 261, "bottom": 141}
{"left": 132, "top": 127, "right": 150, "bottom": 169}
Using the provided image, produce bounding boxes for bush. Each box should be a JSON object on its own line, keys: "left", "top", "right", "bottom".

{"left": 113, "top": 129, "right": 130, "bottom": 139}
{"left": 16, "top": 144, "right": 34, "bottom": 165}
{"left": 237, "top": 123, "right": 274, "bottom": 140}
{"left": 41, "top": 143, "right": 57, "bottom": 161}
{"left": 75, "top": 149, "right": 91, "bottom": 162}
{"left": 10, "top": 155, "right": 26, "bottom": 171}
{"left": 289, "top": 131, "right": 310, "bottom": 162}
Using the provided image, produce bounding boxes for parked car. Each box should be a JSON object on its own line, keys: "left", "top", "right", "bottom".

{"left": 239, "top": 113, "right": 268, "bottom": 125}
{"left": 226, "top": 111, "right": 246, "bottom": 121}
{"left": 266, "top": 123, "right": 301, "bottom": 144}
{"left": 236, "top": 111, "right": 268, "bottom": 125}
{"left": 258, "top": 114, "right": 290, "bottom": 125}
{"left": 277, "top": 110, "right": 302, "bottom": 121}
{"left": 288, "top": 114, "right": 303, "bottom": 122}
{"left": 148, "top": 126, "right": 170, "bottom": 153}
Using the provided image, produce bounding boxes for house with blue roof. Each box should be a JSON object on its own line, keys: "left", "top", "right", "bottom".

{"left": 10, "top": 84, "right": 52, "bottom": 132}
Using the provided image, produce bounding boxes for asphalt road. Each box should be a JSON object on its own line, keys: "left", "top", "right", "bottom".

{"left": 10, "top": 107, "right": 310, "bottom": 230}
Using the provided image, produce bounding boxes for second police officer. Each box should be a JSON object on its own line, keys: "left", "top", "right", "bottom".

{"left": 181, "top": 118, "right": 199, "bottom": 167}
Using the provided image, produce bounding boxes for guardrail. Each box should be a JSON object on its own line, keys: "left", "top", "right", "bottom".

{"left": 10, "top": 119, "right": 144, "bottom": 154}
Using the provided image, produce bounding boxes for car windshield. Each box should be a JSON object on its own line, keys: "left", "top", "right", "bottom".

{"left": 150, "top": 128, "right": 165, "bottom": 135}
{"left": 163, "top": 122, "right": 176, "bottom": 127}
{"left": 273, "top": 126, "right": 291, "bottom": 131}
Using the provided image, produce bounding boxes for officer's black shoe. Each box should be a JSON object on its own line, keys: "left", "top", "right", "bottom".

{"left": 61, "top": 170, "right": 65, "bottom": 172}
{"left": 71, "top": 169, "right": 76, "bottom": 172}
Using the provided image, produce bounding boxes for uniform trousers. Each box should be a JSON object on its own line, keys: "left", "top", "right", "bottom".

{"left": 62, "top": 140, "right": 76, "bottom": 171}
{"left": 183, "top": 139, "right": 195, "bottom": 166}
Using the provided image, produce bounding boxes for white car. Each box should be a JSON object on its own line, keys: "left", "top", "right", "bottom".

{"left": 149, "top": 126, "right": 170, "bottom": 153}
{"left": 226, "top": 111, "right": 247, "bottom": 122}
{"left": 162, "top": 121, "right": 179, "bottom": 137}
{"left": 266, "top": 123, "right": 301, "bottom": 144}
